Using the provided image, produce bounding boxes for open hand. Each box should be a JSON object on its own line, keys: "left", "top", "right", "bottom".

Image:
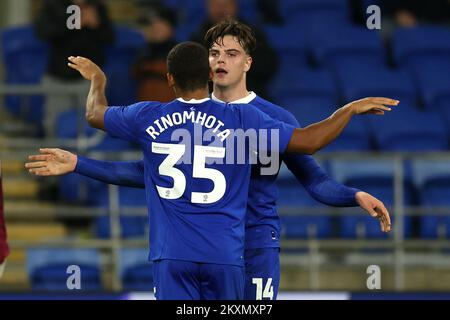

{"left": 348, "top": 97, "right": 399, "bottom": 116}
{"left": 68, "top": 56, "right": 106, "bottom": 82}
{"left": 25, "top": 148, "right": 77, "bottom": 176}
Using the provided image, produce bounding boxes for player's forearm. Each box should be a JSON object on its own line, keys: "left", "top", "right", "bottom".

{"left": 86, "top": 74, "right": 108, "bottom": 129}
{"left": 75, "top": 156, "right": 145, "bottom": 188}
{"left": 287, "top": 105, "right": 355, "bottom": 154}
{"left": 284, "top": 154, "right": 360, "bottom": 207}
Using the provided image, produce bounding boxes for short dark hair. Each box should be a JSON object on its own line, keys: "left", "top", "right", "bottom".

{"left": 167, "top": 42, "right": 210, "bottom": 92}
{"left": 204, "top": 19, "right": 257, "bottom": 55}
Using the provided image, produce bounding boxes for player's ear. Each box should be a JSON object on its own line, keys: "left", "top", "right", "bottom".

{"left": 167, "top": 73, "right": 175, "bottom": 87}
{"left": 244, "top": 56, "right": 252, "bottom": 72}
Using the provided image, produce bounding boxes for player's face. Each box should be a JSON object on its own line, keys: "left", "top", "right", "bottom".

{"left": 209, "top": 35, "right": 252, "bottom": 89}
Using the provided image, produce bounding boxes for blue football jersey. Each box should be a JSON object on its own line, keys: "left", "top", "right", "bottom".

{"left": 104, "top": 98, "right": 295, "bottom": 266}
{"left": 212, "top": 92, "right": 303, "bottom": 250}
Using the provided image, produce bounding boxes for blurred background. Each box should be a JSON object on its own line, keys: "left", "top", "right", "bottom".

{"left": 0, "top": 0, "right": 450, "bottom": 299}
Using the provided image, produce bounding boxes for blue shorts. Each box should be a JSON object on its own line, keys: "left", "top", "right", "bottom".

{"left": 244, "top": 248, "right": 280, "bottom": 300}
{"left": 153, "top": 259, "right": 245, "bottom": 300}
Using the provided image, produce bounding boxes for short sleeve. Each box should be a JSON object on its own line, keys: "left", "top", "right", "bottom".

{"left": 239, "top": 104, "right": 296, "bottom": 154}
{"left": 104, "top": 102, "right": 147, "bottom": 143}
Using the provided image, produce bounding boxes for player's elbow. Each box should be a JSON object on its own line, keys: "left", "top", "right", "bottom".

{"left": 303, "top": 143, "right": 320, "bottom": 155}
{"left": 287, "top": 142, "right": 318, "bottom": 155}
{"left": 85, "top": 111, "right": 98, "bottom": 127}
{"left": 85, "top": 106, "right": 106, "bottom": 129}
{"left": 290, "top": 129, "right": 321, "bottom": 155}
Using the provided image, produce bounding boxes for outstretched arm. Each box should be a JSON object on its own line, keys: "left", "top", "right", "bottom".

{"left": 67, "top": 56, "right": 108, "bottom": 129}
{"left": 284, "top": 155, "right": 391, "bottom": 232}
{"left": 286, "top": 97, "right": 399, "bottom": 154}
{"left": 25, "top": 148, "right": 145, "bottom": 188}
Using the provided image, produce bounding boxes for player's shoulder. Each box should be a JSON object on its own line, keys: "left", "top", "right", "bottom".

{"left": 250, "top": 95, "right": 299, "bottom": 126}
{"left": 127, "top": 100, "right": 166, "bottom": 116}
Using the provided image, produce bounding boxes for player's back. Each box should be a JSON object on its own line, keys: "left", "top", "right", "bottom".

{"left": 105, "top": 97, "right": 294, "bottom": 266}
{"left": 146, "top": 98, "right": 249, "bottom": 266}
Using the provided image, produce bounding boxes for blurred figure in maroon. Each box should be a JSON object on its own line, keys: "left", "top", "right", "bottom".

{"left": 0, "top": 164, "right": 9, "bottom": 278}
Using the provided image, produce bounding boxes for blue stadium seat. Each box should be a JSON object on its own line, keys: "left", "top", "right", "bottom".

{"left": 419, "top": 177, "right": 450, "bottom": 239}
{"left": 310, "top": 26, "right": 385, "bottom": 69}
{"left": 1, "top": 25, "right": 48, "bottom": 124}
{"left": 392, "top": 26, "right": 450, "bottom": 67}
{"left": 330, "top": 160, "right": 414, "bottom": 238}
{"left": 278, "top": 176, "right": 332, "bottom": 238}
{"left": 121, "top": 248, "right": 153, "bottom": 291}
{"left": 88, "top": 184, "right": 147, "bottom": 207}
{"left": 94, "top": 215, "right": 148, "bottom": 239}
{"left": 238, "top": 0, "right": 258, "bottom": 24}
{"left": 444, "top": 108, "right": 450, "bottom": 140}
{"left": 167, "top": 1, "right": 206, "bottom": 41}
{"left": 92, "top": 186, "right": 147, "bottom": 238}
{"left": 280, "top": 0, "right": 350, "bottom": 26}
{"left": 411, "top": 59, "right": 450, "bottom": 111}
{"left": 103, "top": 26, "right": 146, "bottom": 105}
{"left": 368, "top": 109, "right": 448, "bottom": 151}
{"left": 269, "top": 67, "right": 337, "bottom": 103}
{"left": 27, "top": 248, "right": 101, "bottom": 291}
{"left": 412, "top": 160, "right": 450, "bottom": 238}
{"left": 336, "top": 64, "right": 417, "bottom": 108}
{"left": 277, "top": 96, "right": 372, "bottom": 152}
{"left": 56, "top": 109, "right": 135, "bottom": 151}
{"left": 263, "top": 25, "right": 309, "bottom": 79}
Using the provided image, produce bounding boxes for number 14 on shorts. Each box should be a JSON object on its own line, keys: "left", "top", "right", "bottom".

{"left": 252, "top": 278, "right": 274, "bottom": 300}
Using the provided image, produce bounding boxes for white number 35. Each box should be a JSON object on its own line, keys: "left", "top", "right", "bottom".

{"left": 152, "top": 142, "right": 226, "bottom": 204}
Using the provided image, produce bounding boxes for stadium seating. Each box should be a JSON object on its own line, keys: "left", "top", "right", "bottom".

{"left": 280, "top": 0, "right": 350, "bottom": 26}
{"left": 269, "top": 67, "right": 337, "bottom": 103}
{"left": 410, "top": 59, "right": 450, "bottom": 112}
{"left": 310, "top": 26, "right": 385, "bottom": 69}
{"left": 92, "top": 186, "right": 148, "bottom": 239}
{"left": 26, "top": 248, "right": 101, "bottom": 291}
{"left": 94, "top": 215, "right": 147, "bottom": 239}
{"left": 277, "top": 96, "right": 372, "bottom": 152}
{"left": 368, "top": 109, "right": 448, "bottom": 151}
{"left": 278, "top": 175, "right": 332, "bottom": 238}
{"left": 330, "top": 160, "right": 414, "bottom": 238}
{"left": 1, "top": 25, "right": 47, "bottom": 124}
{"left": 392, "top": 26, "right": 450, "bottom": 67}
{"left": 56, "top": 109, "right": 135, "bottom": 151}
{"left": 121, "top": 248, "right": 153, "bottom": 291}
{"left": 412, "top": 160, "right": 450, "bottom": 238}
{"left": 335, "top": 63, "right": 417, "bottom": 108}
{"left": 263, "top": 25, "right": 309, "bottom": 74}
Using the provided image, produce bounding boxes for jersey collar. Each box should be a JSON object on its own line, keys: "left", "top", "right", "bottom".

{"left": 177, "top": 97, "right": 211, "bottom": 104}
{"left": 211, "top": 91, "right": 257, "bottom": 104}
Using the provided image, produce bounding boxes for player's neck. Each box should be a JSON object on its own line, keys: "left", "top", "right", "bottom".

{"left": 213, "top": 81, "right": 249, "bottom": 103}
{"left": 177, "top": 87, "right": 210, "bottom": 101}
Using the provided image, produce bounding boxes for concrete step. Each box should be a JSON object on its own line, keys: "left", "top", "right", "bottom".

{"left": 1, "top": 160, "right": 26, "bottom": 175}
{"left": 0, "top": 262, "right": 29, "bottom": 291}
{"left": 2, "top": 177, "right": 39, "bottom": 199}
{"left": 7, "top": 222, "right": 67, "bottom": 241}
